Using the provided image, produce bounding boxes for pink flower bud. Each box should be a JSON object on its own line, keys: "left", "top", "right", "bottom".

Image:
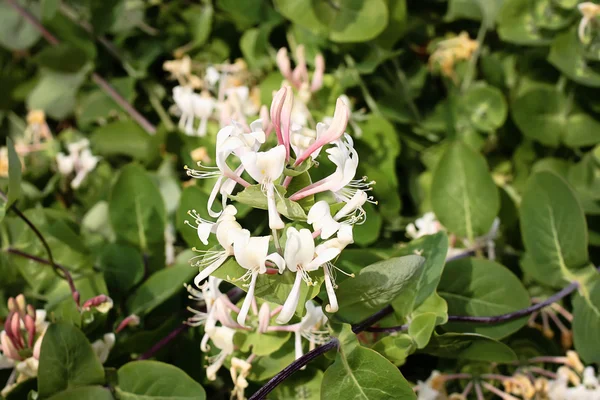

{"left": 10, "top": 312, "right": 23, "bottom": 349}
{"left": 26, "top": 305, "right": 36, "bottom": 320}
{"left": 82, "top": 295, "right": 113, "bottom": 314}
{"left": 311, "top": 54, "right": 325, "bottom": 93}
{"left": 257, "top": 303, "right": 271, "bottom": 334}
{"left": 295, "top": 97, "right": 350, "bottom": 166}
{"left": 270, "top": 87, "right": 287, "bottom": 146}
{"left": 276, "top": 48, "right": 292, "bottom": 82}
{"left": 15, "top": 294, "right": 26, "bottom": 314}
{"left": 7, "top": 297, "right": 16, "bottom": 313}
{"left": 115, "top": 314, "right": 141, "bottom": 333}
{"left": 292, "top": 45, "right": 308, "bottom": 88}
{"left": 25, "top": 314, "right": 35, "bottom": 348}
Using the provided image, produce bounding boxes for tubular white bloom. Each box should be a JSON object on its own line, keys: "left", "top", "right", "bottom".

{"left": 578, "top": 2, "right": 600, "bottom": 43}
{"left": 232, "top": 230, "right": 284, "bottom": 327}
{"left": 406, "top": 212, "right": 442, "bottom": 240}
{"left": 290, "top": 134, "right": 374, "bottom": 203}
{"left": 173, "top": 86, "right": 197, "bottom": 135}
{"left": 277, "top": 228, "right": 340, "bottom": 324}
{"left": 294, "top": 301, "right": 329, "bottom": 360}
{"left": 289, "top": 123, "right": 324, "bottom": 160}
{"left": 240, "top": 145, "right": 287, "bottom": 229}
{"left": 205, "top": 326, "right": 235, "bottom": 381}
{"left": 56, "top": 139, "right": 99, "bottom": 189}
{"left": 188, "top": 206, "right": 244, "bottom": 287}
{"left": 91, "top": 333, "right": 116, "bottom": 364}
{"left": 192, "top": 92, "right": 216, "bottom": 137}
{"left": 307, "top": 201, "right": 340, "bottom": 239}
{"left": 205, "top": 66, "right": 221, "bottom": 87}
{"left": 230, "top": 357, "right": 252, "bottom": 400}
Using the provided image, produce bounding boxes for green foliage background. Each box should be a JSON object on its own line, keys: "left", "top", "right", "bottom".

{"left": 1, "top": 0, "right": 600, "bottom": 399}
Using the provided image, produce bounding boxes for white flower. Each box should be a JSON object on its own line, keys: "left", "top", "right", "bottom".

{"left": 294, "top": 301, "right": 329, "bottom": 360}
{"left": 290, "top": 123, "right": 325, "bottom": 161}
{"left": 187, "top": 206, "right": 244, "bottom": 287}
{"left": 307, "top": 191, "right": 368, "bottom": 239}
{"left": 91, "top": 333, "right": 115, "bottom": 364}
{"left": 406, "top": 212, "right": 441, "bottom": 240}
{"left": 230, "top": 357, "right": 252, "bottom": 400}
{"left": 205, "top": 326, "right": 235, "bottom": 381}
{"left": 192, "top": 92, "right": 216, "bottom": 137}
{"left": 56, "top": 139, "right": 99, "bottom": 189}
{"left": 173, "top": 86, "right": 197, "bottom": 135}
{"left": 240, "top": 145, "right": 287, "bottom": 229}
{"left": 417, "top": 371, "right": 445, "bottom": 400}
{"left": 15, "top": 357, "right": 38, "bottom": 379}
{"left": 578, "top": 2, "right": 600, "bottom": 43}
{"left": 232, "top": 229, "right": 284, "bottom": 327}
{"left": 290, "top": 134, "right": 374, "bottom": 204}
{"left": 205, "top": 66, "right": 221, "bottom": 87}
{"left": 277, "top": 228, "right": 341, "bottom": 324}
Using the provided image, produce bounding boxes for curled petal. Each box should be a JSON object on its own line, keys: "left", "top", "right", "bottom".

{"left": 276, "top": 271, "right": 303, "bottom": 324}
{"left": 236, "top": 272, "right": 258, "bottom": 328}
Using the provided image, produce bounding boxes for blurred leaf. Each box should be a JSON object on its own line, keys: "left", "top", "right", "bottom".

{"left": 438, "top": 258, "right": 530, "bottom": 339}
{"left": 116, "top": 361, "right": 206, "bottom": 399}
{"left": 5, "top": 137, "right": 22, "bottom": 211}
{"left": 371, "top": 333, "right": 414, "bottom": 366}
{"left": 573, "top": 276, "right": 600, "bottom": 364}
{"left": 34, "top": 43, "right": 90, "bottom": 73}
{"left": 431, "top": 140, "right": 499, "bottom": 240}
{"left": 520, "top": 171, "right": 589, "bottom": 286}
{"left": 27, "top": 66, "right": 90, "bottom": 120}
{"left": 0, "top": 1, "right": 41, "bottom": 50}
{"left": 274, "top": 0, "right": 389, "bottom": 43}
{"left": 99, "top": 243, "right": 144, "bottom": 295}
{"left": 445, "top": 0, "right": 503, "bottom": 28}
{"left": 408, "top": 312, "right": 437, "bottom": 349}
{"left": 109, "top": 164, "right": 166, "bottom": 251}
{"left": 126, "top": 263, "right": 194, "bottom": 316}
{"left": 497, "top": 0, "right": 553, "bottom": 45}
{"left": 38, "top": 323, "right": 105, "bottom": 398}
{"left": 229, "top": 184, "right": 307, "bottom": 221}
{"left": 272, "top": 368, "right": 323, "bottom": 400}
{"left": 91, "top": 120, "right": 156, "bottom": 162}
{"left": 90, "top": 0, "right": 122, "bottom": 35}
{"left": 461, "top": 82, "right": 507, "bottom": 132}
{"left": 549, "top": 28, "right": 600, "bottom": 87}
{"left": 77, "top": 77, "right": 137, "bottom": 127}
{"left": 422, "top": 332, "right": 517, "bottom": 362}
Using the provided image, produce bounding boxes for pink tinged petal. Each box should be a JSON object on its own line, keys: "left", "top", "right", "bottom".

{"left": 276, "top": 271, "right": 303, "bottom": 324}
{"left": 311, "top": 54, "right": 325, "bottom": 92}
{"left": 292, "top": 45, "right": 309, "bottom": 87}
{"left": 1, "top": 331, "right": 20, "bottom": 361}
{"left": 280, "top": 88, "right": 294, "bottom": 160}
{"left": 323, "top": 267, "right": 339, "bottom": 313}
{"left": 267, "top": 184, "right": 285, "bottom": 230}
{"left": 24, "top": 315, "right": 35, "bottom": 349}
{"left": 295, "top": 98, "right": 350, "bottom": 166}
{"left": 258, "top": 303, "right": 271, "bottom": 333}
{"left": 236, "top": 272, "right": 258, "bottom": 327}
{"left": 193, "top": 253, "right": 229, "bottom": 287}
{"left": 294, "top": 331, "right": 303, "bottom": 360}
{"left": 32, "top": 335, "right": 43, "bottom": 360}
{"left": 289, "top": 173, "right": 341, "bottom": 201}
{"left": 276, "top": 48, "right": 293, "bottom": 82}
{"left": 270, "top": 87, "right": 287, "bottom": 146}
{"left": 10, "top": 314, "right": 22, "bottom": 349}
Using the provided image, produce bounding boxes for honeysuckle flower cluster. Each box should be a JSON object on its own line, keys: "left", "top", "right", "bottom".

{"left": 56, "top": 138, "right": 100, "bottom": 189}
{"left": 429, "top": 31, "right": 479, "bottom": 80}
{"left": 578, "top": 2, "right": 600, "bottom": 44}
{"left": 0, "top": 295, "right": 47, "bottom": 396}
{"left": 184, "top": 277, "right": 330, "bottom": 400}
{"left": 406, "top": 212, "right": 500, "bottom": 260}
{"left": 527, "top": 299, "right": 573, "bottom": 349}
{"left": 166, "top": 56, "right": 260, "bottom": 136}
{"left": 185, "top": 88, "right": 375, "bottom": 323}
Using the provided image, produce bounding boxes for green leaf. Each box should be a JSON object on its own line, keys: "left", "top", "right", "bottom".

{"left": 249, "top": 340, "right": 296, "bottom": 381}
{"left": 371, "top": 334, "right": 415, "bottom": 366}
{"left": 34, "top": 43, "right": 90, "bottom": 73}
{"left": 438, "top": 258, "right": 530, "bottom": 339}
{"left": 520, "top": 171, "right": 589, "bottom": 286}
{"left": 274, "top": 0, "right": 388, "bottom": 43}
{"left": 47, "top": 386, "right": 115, "bottom": 400}
{"left": 38, "top": 323, "right": 105, "bottom": 398}
{"left": 431, "top": 140, "right": 500, "bottom": 240}
{"left": 126, "top": 262, "right": 195, "bottom": 316}
{"left": 109, "top": 163, "right": 166, "bottom": 251}
{"left": 421, "top": 332, "right": 517, "bottom": 363}
{"left": 573, "top": 276, "right": 600, "bottom": 364}
{"left": 373, "top": 0, "right": 407, "bottom": 48}
{"left": 176, "top": 186, "right": 218, "bottom": 249}
{"left": 229, "top": 184, "right": 307, "bottom": 221}
{"left": 390, "top": 232, "right": 449, "bottom": 312}
{"left": 116, "top": 361, "right": 206, "bottom": 399}
{"left": 445, "top": 0, "right": 503, "bottom": 28}
{"left": 27, "top": 66, "right": 90, "bottom": 120}
{"left": 0, "top": 1, "right": 41, "bottom": 50}
{"left": 77, "top": 78, "right": 137, "bottom": 127}
{"left": 333, "top": 255, "right": 425, "bottom": 323}
{"left": 234, "top": 328, "right": 290, "bottom": 356}
{"left": 321, "top": 325, "right": 415, "bottom": 400}
{"left": 408, "top": 312, "right": 437, "bottom": 349}
{"left": 497, "top": 0, "right": 553, "bottom": 45}
{"left": 99, "top": 243, "right": 144, "bottom": 295}
{"left": 461, "top": 82, "right": 507, "bottom": 132}
{"left": 549, "top": 27, "right": 600, "bottom": 87}
{"left": 5, "top": 137, "right": 22, "bottom": 210}
{"left": 90, "top": 0, "right": 122, "bottom": 35}
{"left": 91, "top": 121, "right": 156, "bottom": 162}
